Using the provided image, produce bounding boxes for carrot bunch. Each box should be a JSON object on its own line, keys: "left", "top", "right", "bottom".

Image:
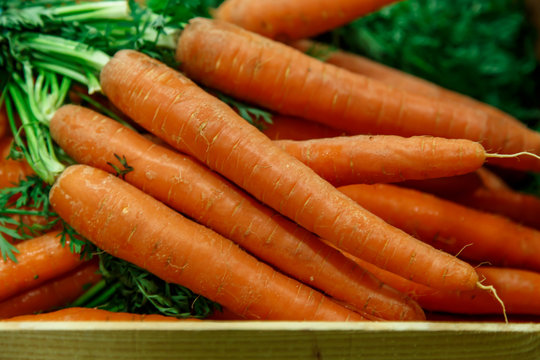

{"left": 1, "top": 0, "right": 539, "bottom": 324}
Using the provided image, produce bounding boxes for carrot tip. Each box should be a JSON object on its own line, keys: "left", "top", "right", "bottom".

{"left": 476, "top": 282, "right": 507, "bottom": 324}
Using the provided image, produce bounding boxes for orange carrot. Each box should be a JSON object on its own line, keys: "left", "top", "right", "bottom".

{"left": 262, "top": 114, "right": 345, "bottom": 140}
{"left": 291, "top": 39, "right": 524, "bottom": 130}
{"left": 452, "top": 188, "right": 540, "bottom": 231}
{"left": 0, "top": 137, "right": 33, "bottom": 188}
{"left": 213, "top": 0, "right": 401, "bottom": 41}
{"left": 274, "top": 135, "right": 486, "bottom": 186}
{"left": 396, "top": 173, "right": 484, "bottom": 198}
{"left": 349, "top": 257, "right": 540, "bottom": 316}
{"left": 339, "top": 183, "right": 540, "bottom": 272}
{"left": 176, "top": 18, "right": 540, "bottom": 171}
{"left": 3, "top": 307, "right": 191, "bottom": 321}
{"left": 0, "top": 231, "right": 84, "bottom": 302}
{"left": 51, "top": 104, "right": 424, "bottom": 321}
{"left": 0, "top": 260, "right": 101, "bottom": 319}
{"left": 50, "top": 164, "right": 366, "bottom": 321}
{"left": 101, "top": 49, "right": 479, "bottom": 291}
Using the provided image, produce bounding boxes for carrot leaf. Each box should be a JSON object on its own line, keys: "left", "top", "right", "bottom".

{"left": 107, "top": 154, "right": 134, "bottom": 180}
{"left": 81, "top": 252, "right": 221, "bottom": 319}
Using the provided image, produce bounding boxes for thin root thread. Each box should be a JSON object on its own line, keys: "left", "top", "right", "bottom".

{"left": 476, "top": 282, "right": 508, "bottom": 324}
{"left": 485, "top": 151, "right": 540, "bottom": 160}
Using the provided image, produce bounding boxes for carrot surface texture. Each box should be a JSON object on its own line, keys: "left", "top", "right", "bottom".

{"left": 214, "top": 0, "right": 400, "bottom": 41}
{"left": 0, "top": 260, "right": 101, "bottom": 319}
{"left": 0, "top": 231, "right": 84, "bottom": 302}
{"left": 339, "top": 184, "right": 540, "bottom": 272}
{"left": 50, "top": 164, "right": 366, "bottom": 321}
{"left": 100, "top": 49, "right": 479, "bottom": 292}
{"left": 51, "top": 104, "right": 424, "bottom": 321}
{"left": 176, "top": 18, "right": 540, "bottom": 172}
{"left": 3, "top": 307, "right": 191, "bottom": 322}
{"left": 291, "top": 39, "right": 527, "bottom": 131}
{"left": 273, "top": 135, "right": 486, "bottom": 186}
{"left": 350, "top": 257, "right": 540, "bottom": 316}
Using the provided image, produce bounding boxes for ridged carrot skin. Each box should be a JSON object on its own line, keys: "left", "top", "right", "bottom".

{"left": 51, "top": 105, "right": 424, "bottom": 321}
{"left": 350, "top": 257, "right": 540, "bottom": 316}
{"left": 273, "top": 135, "right": 486, "bottom": 186}
{"left": 339, "top": 183, "right": 540, "bottom": 272}
{"left": 0, "top": 260, "right": 101, "bottom": 319}
{"left": 0, "top": 137, "right": 33, "bottom": 188}
{"left": 50, "top": 165, "right": 366, "bottom": 321}
{"left": 101, "top": 49, "right": 479, "bottom": 291}
{"left": 262, "top": 114, "right": 345, "bottom": 141}
{"left": 291, "top": 39, "right": 525, "bottom": 129}
{"left": 176, "top": 18, "right": 540, "bottom": 171}
{"left": 0, "top": 231, "right": 84, "bottom": 302}
{"left": 3, "top": 307, "right": 190, "bottom": 321}
{"left": 214, "top": 0, "right": 400, "bottom": 41}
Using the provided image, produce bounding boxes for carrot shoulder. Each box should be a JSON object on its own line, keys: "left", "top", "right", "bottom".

{"left": 0, "top": 231, "right": 84, "bottom": 302}
{"left": 338, "top": 183, "right": 540, "bottom": 272}
{"left": 274, "top": 135, "right": 486, "bottom": 186}
{"left": 100, "top": 49, "right": 478, "bottom": 291}
{"left": 51, "top": 104, "right": 424, "bottom": 321}
{"left": 214, "top": 0, "right": 400, "bottom": 41}
{"left": 50, "top": 164, "right": 365, "bottom": 321}
{"left": 0, "top": 260, "right": 101, "bottom": 319}
{"left": 176, "top": 18, "right": 540, "bottom": 171}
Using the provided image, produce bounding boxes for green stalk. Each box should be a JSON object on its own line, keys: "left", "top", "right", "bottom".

{"left": 70, "top": 279, "right": 107, "bottom": 307}
{"left": 51, "top": 1, "right": 129, "bottom": 22}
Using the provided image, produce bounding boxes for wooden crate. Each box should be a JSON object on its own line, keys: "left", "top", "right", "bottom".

{"left": 1, "top": 321, "right": 540, "bottom": 360}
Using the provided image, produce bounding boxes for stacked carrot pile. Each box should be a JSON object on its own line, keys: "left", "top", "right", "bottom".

{"left": 1, "top": 0, "right": 540, "bottom": 322}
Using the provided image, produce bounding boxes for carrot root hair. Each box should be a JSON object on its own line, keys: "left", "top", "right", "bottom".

{"left": 476, "top": 282, "right": 507, "bottom": 324}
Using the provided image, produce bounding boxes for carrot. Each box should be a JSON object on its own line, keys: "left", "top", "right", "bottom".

{"left": 475, "top": 167, "right": 511, "bottom": 191}
{"left": 402, "top": 168, "right": 540, "bottom": 230}
{"left": 348, "top": 257, "right": 540, "bottom": 316}
{"left": 51, "top": 104, "right": 425, "bottom": 321}
{"left": 0, "top": 260, "right": 101, "bottom": 319}
{"left": 2, "top": 307, "right": 191, "bottom": 321}
{"left": 50, "top": 164, "right": 366, "bottom": 321}
{"left": 0, "top": 231, "right": 84, "bottom": 302}
{"left": 213, "top": 0, "right": 401, "bottom": 41}
{"left": 100, "top": 49, "right": 479, "bottom": 291}
{"left": 175, "top": 18, "right": 540, "bottom": 171}
{"left": 452, "top": 187, "right": 540, "bottom": 231}
{"left": 0, "top": 137, "right": 33, "bottom": 188}
{"left": 273, "top": 135, "right": 486, "bottom": 186}
{"left": 396, "top": 172, "right": 484, "bottom": 198}
{"left": 291, "top": 39, "right": 525, "bottom": 130}
{"left": 338, "top": 183, "right": 540, "bottom": 272}
{"left": 262, "top": 114, "right": 345, "bottom": 140}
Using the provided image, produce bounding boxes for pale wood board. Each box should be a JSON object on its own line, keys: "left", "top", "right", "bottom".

{"left": 1, "top": 321, "right": 539, "bottom": 360}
